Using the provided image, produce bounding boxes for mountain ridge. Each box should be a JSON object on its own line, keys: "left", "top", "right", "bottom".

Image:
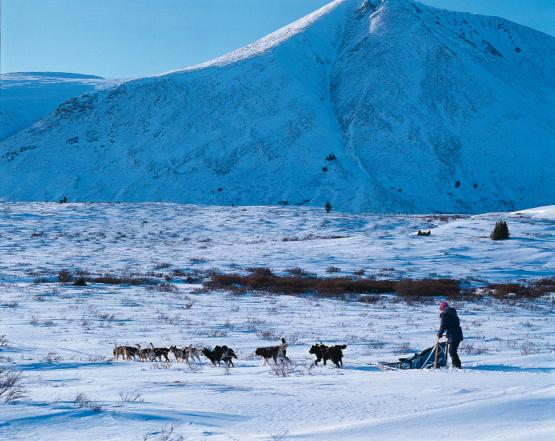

{"left": 0, "top": 72, "right": 116, "bottom": 141}
{"left": 1, "top": 0, "right": 554, "bottom": 213}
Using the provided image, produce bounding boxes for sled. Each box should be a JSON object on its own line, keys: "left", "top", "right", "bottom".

{"left": 377, "top": 341, "right": 449, "bottom": 370}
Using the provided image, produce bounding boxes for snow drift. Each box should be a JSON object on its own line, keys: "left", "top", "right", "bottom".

{"left": 0, "top": 0, "right": 554, "bottom": 212}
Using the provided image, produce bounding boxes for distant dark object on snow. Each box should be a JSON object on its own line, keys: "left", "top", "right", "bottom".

{"left": 73, "top": 277, "right": 87, "bottom": 287}
{"left": 417, "top": 230, "right": 431, "bottom": 236}
{"left": 491, "top": 221, "right": 510, "bottom": 240}
{"left": 325, "top": 201, "right": 332, "bottom": 213}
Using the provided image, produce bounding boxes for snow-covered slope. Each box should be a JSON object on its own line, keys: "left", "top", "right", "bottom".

{"left": 0, "top": 72, "right": 116, "bottom": 141}
{"left": 1, "top": 0, "right": 554, "bottom": 212}
{"left": 0, "top": 203, "right": 554, "bottom": 441}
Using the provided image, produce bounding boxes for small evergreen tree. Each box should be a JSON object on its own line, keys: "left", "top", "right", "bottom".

{"left": 491, "top": 221, "right": 510, "bottom": 240}
{"left": 73, "top": 277, "right": 87, "bottom": 287}
{"left": 325, "top": 201, "right": 332, "bottom": 213}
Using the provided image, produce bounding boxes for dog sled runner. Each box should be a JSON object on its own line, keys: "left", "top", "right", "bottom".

{"left": 377, "top": 341, "right": 448, "bottom": 371}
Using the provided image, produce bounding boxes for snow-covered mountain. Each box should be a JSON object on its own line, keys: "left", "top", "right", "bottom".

{"left": 1, "top": 0, "right": 554, "bottom": 213}
{"left": 0, "top": 72, "right": 116, "bottom": 141}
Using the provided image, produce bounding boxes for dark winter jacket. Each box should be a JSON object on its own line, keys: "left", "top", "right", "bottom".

{"left": 438, "top": 307, "right": 463, "bottom": 342}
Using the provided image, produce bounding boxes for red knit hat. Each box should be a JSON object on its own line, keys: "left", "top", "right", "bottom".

{"left": 439, "top": 301, "right": 449, "bottom": 311}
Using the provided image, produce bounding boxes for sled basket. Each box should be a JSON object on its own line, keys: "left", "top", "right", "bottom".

{"left": 378, "top": 342, "right": 448, "bottom": 370}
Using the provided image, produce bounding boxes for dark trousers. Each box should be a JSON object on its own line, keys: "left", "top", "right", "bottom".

{"left": 449, "top": 340, "right": 462, "bottom": 368}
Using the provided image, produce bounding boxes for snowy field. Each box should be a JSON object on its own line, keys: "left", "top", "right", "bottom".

{"left": 0, "top": 203, "right": 554, "bottom": 441}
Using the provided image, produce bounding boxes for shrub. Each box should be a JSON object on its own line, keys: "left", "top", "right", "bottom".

{"left": 486, "top": 278, "right": 554, "bottom": 300}
{"left": 206, "top": 270, "right": 395, "bottom": 297}
{"left": 89, "top": 275, "right": 158, "bottom": 286}
{"left": 325, "top": 154, "right": 337, "bottom": 161}
{"left": 74, "top": 393, "right": 101, "bottom": 411}
{"left": 205, "top": 270, "right": 551, "bottom": 302}
{"left": 257, "top": 330, "right": 279, "bottom": 340}
{"left": 119, "top": 391, "right": 144, "bottom": 404}
{"left": 0, "top": 367, "right": 25, "bottom": 403}
{"left": 58, "top": 269, "right": 73, "bottom": 283}
{"left": 44, "top": 352, "right": 63, "bottom": 363}
{"left": 491, "top": 221, "right": 509, "bottom": 240}
{"left": 73, "top": 277, "right": 87, "bottom": 286}
{"left": 142, "top": 426, "right": 184, "bottom": 441}
{"left": 148, "top": 282, "right": 178, "bottom": 293}
{"left": 358, "top": 295, "right": 379, "bottom": 304}
{"left": 270, "top": 359, "right": 295, "bottom": 377}
{"left": 395, "top": 279, "right": 461, "bottom": 298}
{"left": 285, "top": 267, "right": 307, "bottom": 276}
{"left": 270, "top": 430, "right": 290, "bottom": 441}
{"left": 325, "top": 202, "right": 332, "bottom": 213}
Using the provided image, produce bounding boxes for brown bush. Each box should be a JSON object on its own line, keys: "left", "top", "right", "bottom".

{"left": 532, "top": 278, "right": 555, "bottom": 295}
{"left": 395, "top": 279, "right": 461, "bottom": 298}
{"left": 206, "top": 269, "right": 395, "bottom": 297}
{"left": 89, "top": 275, "right": 158, "bottom": 286}
{"left": 206, "top": 272, "right": 555, "bottom": 302}
{"left": 358, "top": 295, "right": 380, "bottom": 304}
{"left": 58, "top": 269, "right": 73, "bottom": 284}
{"left": 486, "top": 278, "right": 555, "bottom": 300}
{"left": 57, "top": 271, "right": 160, "bottom": 287}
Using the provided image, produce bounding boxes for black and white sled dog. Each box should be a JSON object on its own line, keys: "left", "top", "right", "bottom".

{"left": 255, "top": 338, "right": 289, "bottom": 365}
{"left": 255, "top": 346, "right": 282, "bottom": 365}
{"left": 170, "top": 345, "right": 202, "bottom": 363}
{"left": 147, "top": 343, "right": 170, "bottom": 362}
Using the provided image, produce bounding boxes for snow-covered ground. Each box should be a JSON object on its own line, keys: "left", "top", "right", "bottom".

{"left": 0, "top": 203, "right": 553, "bottom": 282}
{"left": 0, "top": 203, "right": 554, "bottom": 440}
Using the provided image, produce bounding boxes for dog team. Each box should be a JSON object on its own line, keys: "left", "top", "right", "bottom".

{"left": 113, "top": 339, "right": 347, "bottom": 368}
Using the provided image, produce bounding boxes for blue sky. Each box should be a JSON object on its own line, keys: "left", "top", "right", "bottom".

{"left": 2, "top": 0, "right": 554, "bottom": 78}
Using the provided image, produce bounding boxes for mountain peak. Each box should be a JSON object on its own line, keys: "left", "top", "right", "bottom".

{"left": 0, "top": 1, "right": 554, "bottom": 213}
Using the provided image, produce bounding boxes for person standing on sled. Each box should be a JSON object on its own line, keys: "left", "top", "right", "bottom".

{"left": 437, "top": 301, "right": 463, "bottom": 368}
